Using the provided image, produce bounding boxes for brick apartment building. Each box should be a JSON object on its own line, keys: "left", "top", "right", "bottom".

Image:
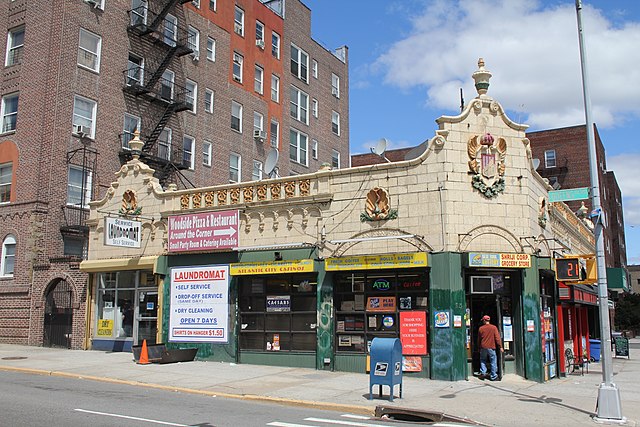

{"left": 0, "top": 0, "right": 348, "bottom": 349}
{"left": 527, "top": 124, "right": 628, "bottom": 294}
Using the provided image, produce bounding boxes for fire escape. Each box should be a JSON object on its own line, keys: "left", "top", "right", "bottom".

{"left": 60, "top": 139, "right": 98, "bottom": 262}
{"left": 122, "top": 0, "right": 193, "bottom": 187}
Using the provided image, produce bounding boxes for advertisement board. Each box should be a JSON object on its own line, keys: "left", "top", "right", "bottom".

{"left": 169, "top": 265, "right": 229, "bottom": 342}
{"left": 168, "top": 210, "right": 239, "bottom": 252}
{"left": 400, "top": 311, "right": 427, "bottom": 355}
{"left": 104, "top": 217, "right": 141, "bottom": 248}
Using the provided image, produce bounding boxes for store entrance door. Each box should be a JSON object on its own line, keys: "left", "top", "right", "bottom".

{"left": 135, "top": 289, "right": 158, "bottom": 345}
{"left": 468, "top": 294, "right": 504, "bottom": 379}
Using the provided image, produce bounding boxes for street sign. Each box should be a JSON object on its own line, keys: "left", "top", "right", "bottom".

{"left": 168, "top": 210, "right": 239, "bottom": 252}
{"left": 548, "top": 187, "right": 590, "bottom": 203}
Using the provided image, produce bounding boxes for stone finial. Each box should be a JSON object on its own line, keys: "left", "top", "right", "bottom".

{"left": 472, "top": 57, "right": 492, "bottom": 96}
{"left": 128, "top": 129, "right": 144, "bottom": 159}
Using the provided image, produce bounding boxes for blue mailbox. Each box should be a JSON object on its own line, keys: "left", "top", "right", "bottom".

{"left": 369, "top": 337, "right": 403, "bottom": 401}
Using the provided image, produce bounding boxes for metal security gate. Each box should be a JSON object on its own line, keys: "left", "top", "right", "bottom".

{"left": 43, "top": 280, "right": 73, "bottom": 348}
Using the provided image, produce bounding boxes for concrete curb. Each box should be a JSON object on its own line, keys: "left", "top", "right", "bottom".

{"left": 0, "top": 365, "right": 375, "bottom": 416}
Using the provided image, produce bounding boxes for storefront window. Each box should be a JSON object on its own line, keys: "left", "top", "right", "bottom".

{"left": 94, "top": 271, "right": 149, "bottom": 339}
{"left": 540, "top": 273, "right": 557, "bottom": 376}
{"left": 238, "top": 274, "right": 317, "bottom": 352}
{"left": 334, "top": 269, "right": 429, "bottom": 354}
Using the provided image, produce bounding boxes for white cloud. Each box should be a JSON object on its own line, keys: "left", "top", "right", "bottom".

{"left": 608, "top": 154, "right": 640, "bottom": 226}
{"left": 373, "top": 0, "right": 640, "bottom": 130}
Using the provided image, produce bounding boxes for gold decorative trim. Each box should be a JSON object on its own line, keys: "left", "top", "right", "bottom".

{"left": 270, "top": 183, "right": 281, "bottom": 199}
{"left": 217, "top": 189, "right": 227, "bottom": 205}
{"left": 230, "top": 188, "right": 240, "bottom": 204}
{"left": 180, "top": 194, "right": 190, "bottom": 210}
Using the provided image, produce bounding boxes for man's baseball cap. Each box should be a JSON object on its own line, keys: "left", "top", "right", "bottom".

{"left": 482, "top": 315, "right": 490, "bottom": 321}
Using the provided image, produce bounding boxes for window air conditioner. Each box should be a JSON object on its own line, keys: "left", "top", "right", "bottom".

{"left": 253, "top": 130, "right": 266, "bottom": 140}
{"left": 331, "top": 87, "right": 339, "bottom": 97}
{"left": 470, "top": 276, "right": 493, "bottom": 294}
{"left": 256, "top": 39, "right": 265, "bottom": 49}
{"left": 234, "top": 23, "right": 243, "bottom": 34}
{"left": 191, "top": 50, "right": 200, "bottom": 61}
{"left": 84, "top": 0, "right": 102, "bottom": 9}
{"left": 73, "top": 124, "right": 91, "bottom": 137}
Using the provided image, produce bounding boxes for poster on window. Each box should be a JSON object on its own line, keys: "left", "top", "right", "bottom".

{"left": 169, "top": 265, "right": 229, "bottom": 343}
{"left": 400, "top": 311, "right": 427, "bottom": 355}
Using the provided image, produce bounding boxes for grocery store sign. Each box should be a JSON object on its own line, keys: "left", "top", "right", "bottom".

{"left": 325, "top": 252, "right": 427, "bottom": 271}
{"left": 468, "top": 252, "right": 531, "bottom": 268}
{"left": 230, "top": 259, "right": 314, "bottom": 275}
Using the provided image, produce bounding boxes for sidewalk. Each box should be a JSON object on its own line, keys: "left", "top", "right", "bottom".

{"left": 0, "top": 342, "right": 638, "bottom": 427}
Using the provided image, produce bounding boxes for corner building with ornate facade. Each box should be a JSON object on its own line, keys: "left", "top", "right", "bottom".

{"left": 81, "top": 60, "right": 595, "bottom": 382}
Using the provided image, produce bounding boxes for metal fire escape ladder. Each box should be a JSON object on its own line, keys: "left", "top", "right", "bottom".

{"left": 149, "top": 0, "right": 192, "bottom": 31}
{"left": 143, "top": 45, "right": 180, "bottom": 92}
{"left": 142, "top": 103, "right": 177, "bottom": 153}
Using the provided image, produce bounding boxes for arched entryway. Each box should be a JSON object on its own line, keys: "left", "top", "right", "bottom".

{"left": 43, "top": 279, "right": 74, "bottom": 348}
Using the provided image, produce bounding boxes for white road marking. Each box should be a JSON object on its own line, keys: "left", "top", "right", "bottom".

{"left": 74, "top": 408, "right": 188, "bottom": 426}
{"left": 304, "top": 417, "right": 394, "bottom": 427}
{"left": 267, "top": 422, "right": 321, "bottom": 427}
{"left": 340, "top": 414, "right": 370, "bottom": 420}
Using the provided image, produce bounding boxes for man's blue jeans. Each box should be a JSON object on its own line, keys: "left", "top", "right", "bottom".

{"left": 480, "top": 348, "right": 498, "bottom": 380}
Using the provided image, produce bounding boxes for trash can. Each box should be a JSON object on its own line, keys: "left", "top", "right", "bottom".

{"left": 589, "top": 339, "right": 601, "bottom": 362}
{"left": 369, "top": 337, "right": 403, "bottom": 401}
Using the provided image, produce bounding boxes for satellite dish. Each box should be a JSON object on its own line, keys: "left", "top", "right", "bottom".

{"left": 264, "top": 148, "right": 279, "bottom": 178}
{"left": 532, "top": 158, "right": 540, "bottom": 170}
{"left": 371, "top": 138, "right": 387, "bottom": 156}
{"left": 404, "top": 139, "right": 429, "bottom": 161}
{"left": 370, "top": 138, "right": 391, "bottom": 162}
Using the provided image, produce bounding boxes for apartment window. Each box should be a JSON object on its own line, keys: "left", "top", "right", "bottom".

{"left": 77, "top": 29, "right": 101, "bottom": 72}
{"left": 233, "top": 52, "right": 243, "bottom": 83}
{"left": 271, "top": 74, "right": 280, "bottom": 102}
{"left": 1, "top": 235, "right": 15, "bottom": 277}
{"left": 271, "top": 32, "right": 280, "bottom": 59}
{"left": 312, "top": 98, "right": 318, "bottom": 118}
{"left": 209, "top": 0, "right": 216, "bottom": 11}
{"left": 203, "top": 140, "right": 212, "bottom": 166}
{"left": 204, "top": 88, "right": 214, "bottom": 113}
{"left": 158, "top": 127, "right": 171, "bottom": 160}
{"left": 312, "top": 60, "right": 318, "bottom": 78}
{"left": 252, "top": 160, "right": 263, "bottom": 181}
{"left": 183, "top": 135, "right": 195, "bottom": 169}
{"left": 290, "top": 44, "right": 309, "bottom": 83}
{"left": 163, "top": 14, "right": 177, "bottom": 47}
{"left": 0, "top": 163, "right": 12, "bottom": 203}
{"left": 191, "top": 0, "right": 200, "bottom": 8}
{"left": 254, "top": 65, "right": 264, "bottom": 94}
{"left": 270, "top": 120, "right": 279, "bottom": 148}
{"left": 256, "top": 21, "right": 265, "bottom": 46}
{"left": 206, "top": 37, "right": 216, "bottom": 61}
{"left": 67, "top": 165, "right": 92, "bottom": 208}
{"left": 230, "top": 153, "right": 241, "bottom": 183}
{"left": 188, "top": 26, "right": 200, "bottom": 58}
{"left": 312, "top": 139, "right": 318, "bottom": 159}
{"left": 234, "top": 6, "right": 244, "bottom": 36}
{"left": 331, "top": 73, "right": 340, "bottom": 98}
{"left": 63, "top": 235, "right": 85, "bottom": 258}
{"left": 231, "top": 101, "right": 242, "bottom": 132}
{"left": 72, "top": 95, "right": 97, "bottom": 138}
{"left": 127, "top": 53, "right": 144, "bottom": 86}
{"left": 544, "top": 149, "right": 556, "bottom": 168}
{"left": 254, "top": 111, "right": 264, "bottom": 136}
{"left": 332, "top": 149, "right": 340, "bottom": 169}
{"left": 131, "top": 0, "right": 147, "bottom": 26}
{"left": 290, "top": 87, "right": 308, "bottom": 124}
{"left": 331, "top": 111, "right": 340, "bottom": 136}
{"left": 289, "top": 128, "right": 308, "bottom": 166}
{"left": 5, "top": 26, "right": 25, "bottom": 66}
{"left": 185, "top": 80, "right": 197, "bottom": 113}
{"left": 122, "top": 113, "right": 140, "bottom": 149}
{"left": 160, "top": 70, "right": 174, "bottom": 100}
{"left": 1, "top": 93, "right": 18, "bottom": 133}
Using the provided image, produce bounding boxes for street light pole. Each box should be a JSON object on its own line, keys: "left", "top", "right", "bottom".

{"left": 575, "top": 1, "right": 624, "bottom": 421}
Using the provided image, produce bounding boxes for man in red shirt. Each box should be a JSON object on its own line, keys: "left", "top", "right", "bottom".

{"left": 478, "top": 315, "right": 503, "bottom": 381}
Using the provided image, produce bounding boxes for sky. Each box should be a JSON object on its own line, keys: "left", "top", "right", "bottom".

{"left": 302, "top": 0, "right": 640, "bottom": 264}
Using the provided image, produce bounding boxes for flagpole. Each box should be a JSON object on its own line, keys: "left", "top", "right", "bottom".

{"left": 575, "top": 1, "right": 624, "bottom": 421}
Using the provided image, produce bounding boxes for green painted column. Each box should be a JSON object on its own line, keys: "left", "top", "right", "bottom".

{"left": 429, "top": 252, "right": 467, "bottom": 381}
{"left": 315, "top": 263, "right": 333, "bottom": 370}
{"left": 522, "top": 257, "right": 543, "bottom": 382}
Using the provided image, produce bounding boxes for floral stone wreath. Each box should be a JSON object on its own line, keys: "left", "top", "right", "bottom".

{"left": 472, "top": 174, "right": 505, "bottom": 198}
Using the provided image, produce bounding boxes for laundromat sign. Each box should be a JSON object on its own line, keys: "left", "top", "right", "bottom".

{"left": 469, "top": 252, "right": 531, "bottom": 268}
{"left": 104, "top": 217, "right": 141, "bottom": 248}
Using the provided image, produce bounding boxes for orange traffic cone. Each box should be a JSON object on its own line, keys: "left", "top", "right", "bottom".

{"left": 138, "top": 339, "right": 150, "bottom": 365}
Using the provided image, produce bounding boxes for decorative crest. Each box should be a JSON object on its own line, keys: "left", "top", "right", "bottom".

{"left": 360, "top": 187, "right": 398, "bottom": 222}
{"left": 119, "top": 189, "right": 142, "bottom": 216}
{"left": 467, "top": 133, "right": 507, "bottom": 198}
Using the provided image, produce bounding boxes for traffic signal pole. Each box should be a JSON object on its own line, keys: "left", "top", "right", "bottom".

{"left": 575, "top": 1, "right": 624, "bottom": 421}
